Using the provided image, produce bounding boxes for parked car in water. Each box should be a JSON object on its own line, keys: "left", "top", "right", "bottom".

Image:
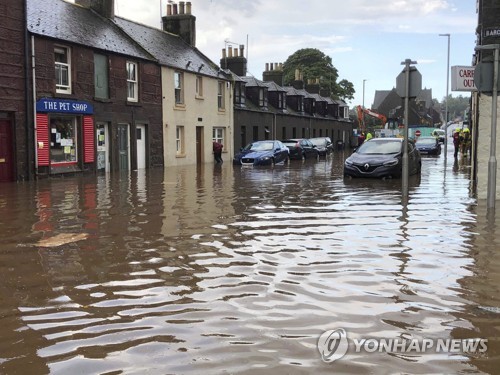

{"left": 281, "top": 138, "right": 319, "bottom": 160}
{"left": 415, "top": 136, "right": 441, "bottom": 155}
{"left": 431, "top": 129, "right": 446, "bottom": 144}
{"left": 344, "top": 138, "right": 421, "bottom": 178}
{"left": 309, "top": 137, "right": 333, "bottom": 157}
{"left": 233, "top": 140, "right": 289, "bottom": 166}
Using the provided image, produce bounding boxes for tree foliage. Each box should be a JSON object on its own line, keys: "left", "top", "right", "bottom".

{"left": 282, "top": 48, "right": 355, "bottom": 101}
{"left": 441, "top": 94, "right": 470, "bottom": 122}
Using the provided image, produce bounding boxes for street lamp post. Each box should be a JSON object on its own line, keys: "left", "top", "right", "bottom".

{"left": 439, "top": 33, "right": 450, "bottom": 163}
{"left": 362, "top": 79, "right": 367, "bottom": 131}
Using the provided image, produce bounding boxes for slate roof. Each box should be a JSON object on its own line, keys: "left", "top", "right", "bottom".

{"left": 27, "top": 0, "right": 154, "bottom": 61}
{"left": 115, "top": 17, "right": 223, "bottom": 79}
{"left": 263, "top": 81, "right": 287, "bottom": 92}
{"left": 311, "top": 93, "right": 328, "bottom": 102}
{"left": 373, "top": 90, "right": 392, "bottom": 109}
{"left": 240, "top": 76, "right": 269, "bottom": 88}
{"left": 283, "top": 86, "right": 303, "bottom": 96}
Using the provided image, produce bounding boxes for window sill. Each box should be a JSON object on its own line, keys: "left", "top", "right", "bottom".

{"left": 126, "top": 101, "right": 141, "bottom": 107}
{"left": 94, "top": 97, "right": 112, "bottom": 103}
{"left": 218, "top": 108, "right": 226, "bottom": 113}
{"left": 176, "top": 153, "right": 186, "bottom": 158}
{"left": 195, "top": 95, "right": 204, "bottom": 100}
{"left": 174, "top": 104, "right": 186, "bottom": 111}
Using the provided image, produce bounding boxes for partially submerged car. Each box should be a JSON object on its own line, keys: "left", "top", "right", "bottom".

{"left": 431, "top": 129, "right": 446, "bottom": 143}
{"left": 309, "top": 137, "right": 333, "bottom": 157}
{"left": 415, "top": 136, "right": 441, "bottom": 155}
{"left": 344, "top": 138, "right": 421, "bottom": 178}
{"left": 281, "top": 138, "right": 319, "bottom": 160}
{"left": 233, "top": 140, "right": 289, "bottom": 166}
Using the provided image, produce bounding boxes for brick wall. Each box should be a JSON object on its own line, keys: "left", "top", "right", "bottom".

{"left": 0, "top": 0, "right": 30, "bottom": 180}
{"left": 33, "top": 37, "right": 163, "bottom": 171}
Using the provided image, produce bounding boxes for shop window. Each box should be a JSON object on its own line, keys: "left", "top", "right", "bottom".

{"left": 55, "top": 46, "right": 71, "bottom": 94}
{"left": 50, "top": 116, "right": 77, "bottom": 164}
{"left": 175, "top": 71, "right": 184, "bottom": 105}
{"left": 127, "top": 61, "right": 138, "bottom": 102}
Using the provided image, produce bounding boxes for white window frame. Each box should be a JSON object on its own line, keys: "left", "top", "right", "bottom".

{"left": 127, "top": 61, "right": 138, "bottom": 102}
{"left": 212, "top": 127, "right": 225, "bottom": 145}
{"left": 217, "top": 81, "right": 225, "bottom": 110}
{"left": 175, "top": 71, "right": 184, "bottom": 105}
{"left": 196, "top": 75, "right": 203, "bottom": 98}
{"left": 176, "top": 126, "right": 184, "bottom": 155}
{"left": 55, "top": 46, "right": 71, "bottom": 94}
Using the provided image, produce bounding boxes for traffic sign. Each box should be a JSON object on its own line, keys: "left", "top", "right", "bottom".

{"left": 415, "top": 130, "right": 421, "bottom": 137}
{"left": 396, "top": 66, "right": 422, "bottom": 98}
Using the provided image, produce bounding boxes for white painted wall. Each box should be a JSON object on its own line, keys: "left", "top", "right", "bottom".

{"left": 161, "top": 66, "right": 233, "bottom": 166}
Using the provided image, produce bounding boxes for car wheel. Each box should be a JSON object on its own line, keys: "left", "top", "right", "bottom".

{"left": 271, "top": 157, "right": 275, "bottom": 166}
{"left": 301, "top": 152, "right": 306, "bottom": 161}
{"left": 284, "top": 155, "right": 290, "bottom": 164}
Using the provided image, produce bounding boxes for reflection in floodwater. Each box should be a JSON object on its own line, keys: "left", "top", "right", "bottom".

{"left": 0, "top": 151, "right": 499, "bottom": 374}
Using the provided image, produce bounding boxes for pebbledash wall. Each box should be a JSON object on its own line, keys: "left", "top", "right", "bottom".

{"left": 474, "top": 0, "right": 500, "bottom": 201}
{"left": 475, "top": 97, "right": 500, "bottom": 200}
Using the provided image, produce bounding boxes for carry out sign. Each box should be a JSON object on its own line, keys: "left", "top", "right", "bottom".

{"left": 451, "top": 66, "right": 476, "bottom": 92}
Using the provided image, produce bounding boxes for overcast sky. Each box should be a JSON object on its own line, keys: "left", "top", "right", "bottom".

{"left": 110, "top": 0, "right": 477, "bottom": 107}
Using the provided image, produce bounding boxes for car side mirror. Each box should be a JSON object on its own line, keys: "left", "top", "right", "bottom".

{"left": 312, "top": 145, "right": 317, "bottom": 148}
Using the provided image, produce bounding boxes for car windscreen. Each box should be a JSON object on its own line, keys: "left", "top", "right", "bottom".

{"left": 244, "top": 142, "right": 274, "bottom": 151}
{"left": 310, "top": 138, "right": 325, "bottom": 146}
{"left": 417, "top": 138, "right": 437, "bottom": 146}
{"left": 357, "top": 140, "right": 401, "bottom": 154}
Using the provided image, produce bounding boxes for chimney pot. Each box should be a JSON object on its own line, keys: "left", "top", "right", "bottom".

{"left": 173, "top": 3, "right": 178, "bottom": 15}
{"left": 179, "top": 1, "right": 185, "bottom": 14}
{"left": 186, "top": 2, "right": 192, "bottom": 14}
{"left": 222, "top": 48, "right": 226, "bottom": 59}
{"left": 167, "top": 3, "right": 172, "bottom": 15}
{"left": 239, "top": 45, "right": 244, "bottom": 57}
{"left": 265, "top": 63, "right": 269, "bottom": 71}
{"left": 228, "top": 46, "right": 233, "bottom": 58}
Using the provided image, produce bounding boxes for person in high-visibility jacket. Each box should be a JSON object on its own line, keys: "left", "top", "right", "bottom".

{"left": 461, "top": 128, "right": 471, "bottom": 156}
{"left": 366, "top": 132, "right": 373, "bottom": 141}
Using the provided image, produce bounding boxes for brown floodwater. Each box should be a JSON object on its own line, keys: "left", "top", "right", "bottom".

{"left": 1, "top": 150, "right": 500, "bottom": 374}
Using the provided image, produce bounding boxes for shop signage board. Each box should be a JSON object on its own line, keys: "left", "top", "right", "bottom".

{"left": 36, "top": 98, "right": 94, "bottom": 114}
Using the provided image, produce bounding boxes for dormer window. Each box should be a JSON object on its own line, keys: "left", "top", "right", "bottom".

{"left": 258, "top": 88, "right": 267, "bottom": 108}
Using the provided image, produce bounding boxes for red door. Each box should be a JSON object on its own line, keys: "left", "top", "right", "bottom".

{"left": 0, "top": 119, "right": 14, "bottom": 182}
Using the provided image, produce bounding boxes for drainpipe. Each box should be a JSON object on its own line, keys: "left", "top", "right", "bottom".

{"left": 31, "top": 35, "right": 38, "bottom": 177}
{"left": 24, "top": 0, "right": 33, "bottom": 180}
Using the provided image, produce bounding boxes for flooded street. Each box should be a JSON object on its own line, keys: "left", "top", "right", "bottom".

{"left": 1, "top": 149, "right": 500, "bottom": 374}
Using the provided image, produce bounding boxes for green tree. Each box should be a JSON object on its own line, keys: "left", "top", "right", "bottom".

{"left": 441, "top": 95, "right": 470, "bottom": 122}
{"left": 282, "top": 48, "right": 355, "bottom": 101}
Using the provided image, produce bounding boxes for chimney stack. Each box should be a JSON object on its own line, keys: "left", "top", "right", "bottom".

{"left": 263, "top": 62, "right": 284, "bottom": 85}
{"left": 162, "top": 1, "right": 196, "bottom": 47}
{"left": 220, "top": 45, "right": 247, "bottom": 76}
{"left": 75, "top": 0, "right": 115, "bottom": 19}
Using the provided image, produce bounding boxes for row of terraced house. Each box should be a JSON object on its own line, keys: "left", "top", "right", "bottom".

{"left": 0, "top": 0, "right": 352, "bottom": 182}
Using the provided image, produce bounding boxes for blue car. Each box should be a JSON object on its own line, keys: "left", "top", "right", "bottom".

{"left": 233, "top": 140, "right": 289, "bottom": 166}
{"left": 415, "top": 136, "right": 441, "bottom": 155}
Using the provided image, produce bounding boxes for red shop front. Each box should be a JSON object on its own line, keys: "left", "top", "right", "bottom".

{"left": 36, "top": 98, "right": 95, "bottom": 176}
